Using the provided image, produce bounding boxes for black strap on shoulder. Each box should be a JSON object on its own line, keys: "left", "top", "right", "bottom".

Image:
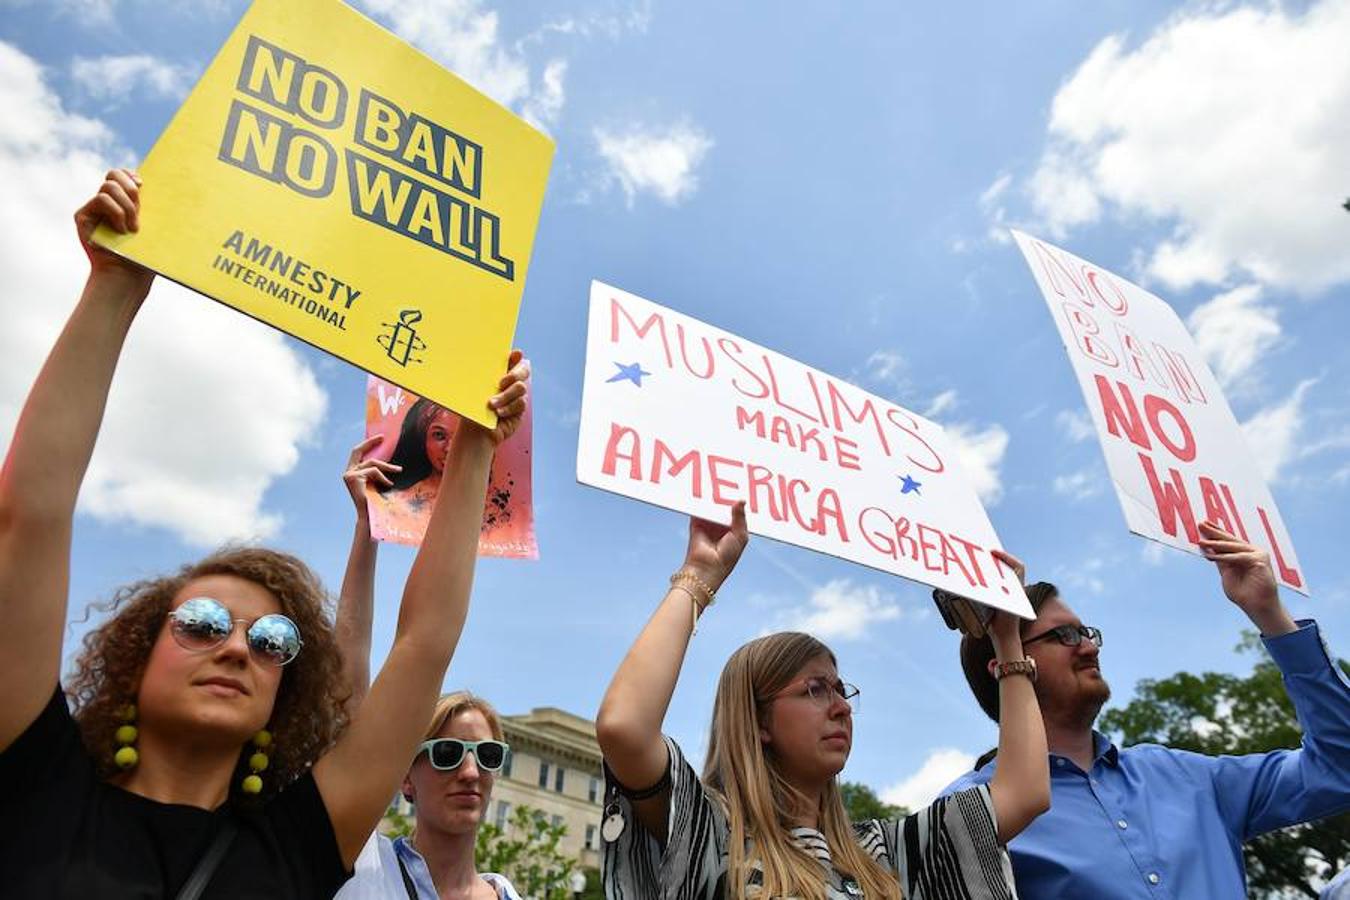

{"left": 396, "top": 851, "right": 420, "bottom": 900}
{"left": 174, "top": 817, "right": 239, "bottom": 900}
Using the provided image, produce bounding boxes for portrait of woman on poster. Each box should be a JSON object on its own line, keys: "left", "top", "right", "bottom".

{"left": 376, "top": 398, "right": 458, "bottom": 513}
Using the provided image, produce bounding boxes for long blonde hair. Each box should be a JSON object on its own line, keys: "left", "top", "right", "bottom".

{"left": 703, "top": 632, "right": 900, "bottom": 900}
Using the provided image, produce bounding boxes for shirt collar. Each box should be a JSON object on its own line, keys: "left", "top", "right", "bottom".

{"left": 1094, "top": 731, "right": 1120, "bottom": 766}
{"left": 392, "top": 837, "right": 516, "bottom": 900}
{"left": 1048, "top": 732, "right": 1119, "bottom": 773}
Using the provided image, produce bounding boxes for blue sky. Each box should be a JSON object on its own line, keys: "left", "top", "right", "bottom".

{"left": 3, "top": 0, "right": 1349, "bottom": 808}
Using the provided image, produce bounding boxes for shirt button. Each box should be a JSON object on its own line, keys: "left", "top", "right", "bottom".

{"left": 1148, "top": 873, "right": 1160, "bottom": 885}
{"left": 1055, "top": 759, "right": 1066, "bottom": 768}
{"left": 1117, "top": 819, "right": 1128, "bottom": 829}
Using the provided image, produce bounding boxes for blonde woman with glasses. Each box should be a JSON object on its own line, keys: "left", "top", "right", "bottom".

{"left": 595, "top": 502, "right": 1050, "bottom": 900}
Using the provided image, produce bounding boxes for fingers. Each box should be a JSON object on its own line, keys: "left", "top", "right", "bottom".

{"left": 1198, "top": 520, "right": 1238, "bottom": 541}
{"left": 103, "top": 170, "right": 141, "bottom": 231}
{"left": 494, "top": 396, "right": 527, "bottom": 420}
{"left": 497, "top": 353, "right": 531, "bottom": 390}
{"left": 490, "top": 379, "right": 527, "bottom": 410}
{"left": 1202, "top": 550, "right": 1267, "bottom": 567}
{"left": 83, "top": 192, "right": 128, "bottom": 233}
{"left": 729, "top": 500, "right": 748, "bottom": 536}
{"left": 345, "top": 464, "right": 396, "bottom": 490}
{"left": 348, "top": 434, "right": 384, "bottom": 466}
{"left": 1198, "top": 537, "right": 1256, "bottom": 555}
{"left": 991, "top": 548, "right": 1027, "bottom": 583}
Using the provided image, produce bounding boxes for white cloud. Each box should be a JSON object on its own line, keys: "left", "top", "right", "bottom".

{"left": 1055, "top": 408, "right": 1095, "bottom": 443}
{"left": 520, "top": 58, "right": 566, "bottom": 130}
{"left": 0, "top": 41, "right": 326, "bottom": 546}
{"left": 857, "top": 350, "right": 908, "bottom": 398}
{"left": 882, "top": 748, "right": 976, "bottom": 812}
{"left": 924, "top": 388, "right": 959, "bottom": 419}
{"left": 594, "top": 121, "right": 713, "bottom": 207}
{"left": 945, "top": 421, "right": 1010, "bottom": 506}
{"left": 355, "top": 0, "right": 566, "bottom": 125}
{"left": 1241, "top": 379, "right": 1317, "bottom": 483}
{"left": 1051, "top": 555, "right": 1108, "bottom": 595}
{"left": 776, "top": 579, "right": 903, "bottom": 642}
{"left": 1052, "top": 466, "right": 1102, "bottom": 502}
{"left": 1026, "top": 0, "right": 1350, "bottom": 293}
{"left": 70, "top": 55, "right": 194, "bottom": 106}
{"left": 1186, "top": 284, "right": 1281, "bottom": 389}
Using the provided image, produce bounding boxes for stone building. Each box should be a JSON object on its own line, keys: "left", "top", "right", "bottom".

{"left": 490, "top": 706, "right": 606, "bottom": 870}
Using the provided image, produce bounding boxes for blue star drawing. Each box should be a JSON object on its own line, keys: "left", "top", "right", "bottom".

{"left": 607, "top": 361, "right": 651, "bottom": 386}
{"left": 898, "top": 474, "right": 922, "bottom": 496}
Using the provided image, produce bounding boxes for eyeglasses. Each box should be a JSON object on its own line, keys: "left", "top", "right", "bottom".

{"left": 418, "top": 738, "right": 511, "bottom": 773}
{"left": 168, "top": 597, "right": 303, "bottom": 666}
{"left": 774, "top": 676, "right": 861, "bottom": 713}
{"left": 1024, "top": 624, "right": 1103, "bottom": 649}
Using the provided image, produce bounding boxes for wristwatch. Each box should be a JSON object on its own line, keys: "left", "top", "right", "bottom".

{"left": 994, "top": 658, "right": 1038, "bottom": 682}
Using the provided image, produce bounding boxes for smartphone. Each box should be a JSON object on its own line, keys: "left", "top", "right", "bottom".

{"left": 931, "top": 587, "right": 993, "bottom": 638}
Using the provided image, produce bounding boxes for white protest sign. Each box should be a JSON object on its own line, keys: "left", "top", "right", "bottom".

{"left": 576, "top": 281, "right": 1034, "bottom": 617}
{"left": 1012, "top": 231, "right": 1307, "bottom": 594}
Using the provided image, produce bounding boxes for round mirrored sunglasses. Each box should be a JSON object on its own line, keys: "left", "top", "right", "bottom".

{"left": 168, "top": 596, "right": 303, "bottom": 666}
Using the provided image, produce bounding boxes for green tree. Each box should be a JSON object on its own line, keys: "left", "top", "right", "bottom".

{"left": 840, "top": 781, "right": 907, "bottom": 822}
{"left": 476, "top": 804, "right": 579, "bottom": 900}
{"left": 1099, "top": 633, "right": 1350, "bottom": 899}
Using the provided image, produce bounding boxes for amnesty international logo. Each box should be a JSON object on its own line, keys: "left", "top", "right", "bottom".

{"left": 378, "top": 309, "right": 427, "bottom": 366}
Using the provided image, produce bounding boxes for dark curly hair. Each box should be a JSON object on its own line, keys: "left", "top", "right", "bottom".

{"left": 66, "top": 547, "right": 351, "bottom": 803}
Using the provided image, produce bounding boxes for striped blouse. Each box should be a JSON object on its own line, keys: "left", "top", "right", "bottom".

{"left": 602, "top": 738, "right": 1017, "bottom": 900}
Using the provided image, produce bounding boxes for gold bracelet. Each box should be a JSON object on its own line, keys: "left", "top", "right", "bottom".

{"left": 670, "top": 569, "right": 716, "bottom": 609}
{"left": 670, "top": 570, "right": 716, "bottom": 635}
{"left": 669, "top": 584, "right": 703, "bottom": 635}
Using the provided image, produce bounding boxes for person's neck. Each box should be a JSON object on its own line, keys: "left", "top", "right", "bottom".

{"left": 783, "top": 780, "right": 824, "bottom": 831}
{"left": 410, "top": 825, "right": 484, "bottom": 900}
{"left": 113, "top": 727, "right": 240, "bottom": 809}
{"left": 1043, "top": 708, "right": 1100, "bottom": 772}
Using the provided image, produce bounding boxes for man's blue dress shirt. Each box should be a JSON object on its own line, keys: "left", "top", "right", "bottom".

{"left": 943, "top": 620, "right": 1350, "bottom": 899}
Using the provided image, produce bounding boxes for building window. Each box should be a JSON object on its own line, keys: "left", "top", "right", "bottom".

{"left": 554, "top": 766, "right": 565, "bottom": 793}
{"left": 588, "top": 776, "right": 600, "bottom": 804}
{"left": 495, "top": 801, "right": 510, "bottom": 829}
{"left": 502, "top": 750, "right": 512, "bottom": 778}
{"left": 585, "top": 824, "right": 597, "bottom": 850}
{"left": 538, "top": 761, "right": 550, "bottom": 789}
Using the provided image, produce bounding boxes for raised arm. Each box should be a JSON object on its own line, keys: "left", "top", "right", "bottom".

{"left": 985, "top": 550, "right": 1051, "bottom": 843}
{"left": 1198, "top": 520, "right": 1296, "bottom": 638}
{"left": 314, "top": 352, "right": 528, "bottom": 868}
{"left": 595, "top": 501, "right": 747, "bottom": 841}
{"left": 0, "top": 172, "right": 153, "bottom": 751}
{"left": 1198, "top": 521, "right": 1350, "bottom": 836}
{"left": 332, "top": 435, "right": 401, "bottom": 711}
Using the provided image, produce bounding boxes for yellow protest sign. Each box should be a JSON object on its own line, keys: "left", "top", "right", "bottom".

{"left": 95, "top": 0, "right": 553, "bottom": 427}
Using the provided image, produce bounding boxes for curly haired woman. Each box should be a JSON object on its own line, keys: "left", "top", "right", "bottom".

{"left": 0, "top": 170, "right": 530, "bottom": 899}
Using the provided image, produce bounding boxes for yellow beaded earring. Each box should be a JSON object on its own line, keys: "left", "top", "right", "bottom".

{"left": 113, "top": 704, "right": 139, "bottom": 769}
{"left": 241, "top": 729, "right": 272, "bottom": 794}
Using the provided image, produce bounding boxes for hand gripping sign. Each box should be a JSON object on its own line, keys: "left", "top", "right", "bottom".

{"left": 94, "top": 0, "right": 553, "bottom": 429}
{"left": 576, "top": 282, "right": 1034, "bottom": 618}
{"left": 1011, "top": 231, "right": 1307, "bottom": 593}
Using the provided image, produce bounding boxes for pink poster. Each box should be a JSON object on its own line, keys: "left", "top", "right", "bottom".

{"left": 363, "top": 375, "right": 537, "bottom": 558}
